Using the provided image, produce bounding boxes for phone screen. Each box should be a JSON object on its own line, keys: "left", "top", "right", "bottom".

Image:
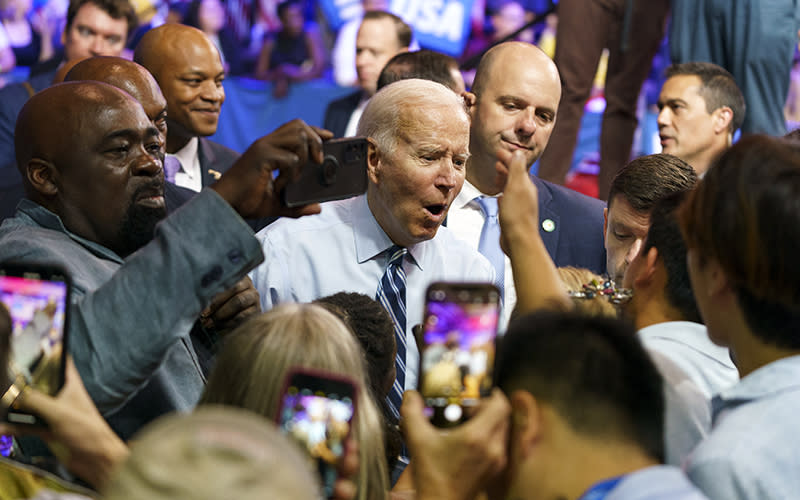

{"left": 419, "top": 283, "right": 500, "bottom": 427}
{"left": 278, "top": 371, "right": 356, "bottom": 498}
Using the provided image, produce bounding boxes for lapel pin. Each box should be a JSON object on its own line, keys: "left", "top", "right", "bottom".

{"left": 542, "top": 219, "right": 555, "bottom": 232}
{"left": 208, "top": 169, "right": 222, "bottom": 180}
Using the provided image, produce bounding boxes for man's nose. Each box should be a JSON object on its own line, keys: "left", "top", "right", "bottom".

{"left": 626, "top": 238, "right": 644, "bottom": 264}
{"left": 516, "top": 108, "right": 537, "bottom": 137}
{"left": 657, "top": 108, "right": 670, "bottom": 127}
{"left": 200, "top": 81, "right": 224, "bottom": 102}
{"left": 435, "top": 159, "right": 460, "bottom": 191}
{"left": 132, "top": 148, "right": 161, "bottom": 177}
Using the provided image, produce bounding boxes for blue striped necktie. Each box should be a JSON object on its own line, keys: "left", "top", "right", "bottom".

{"left": 475, "top": 196, "right": 505, "bottom": 300}
{"left": 376, "top": 245, "right": 408, "bottom": 418}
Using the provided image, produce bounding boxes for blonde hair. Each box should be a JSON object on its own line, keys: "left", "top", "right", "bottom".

{"left": 200, "top": 304, "right": 388, "bottom": 500}
{"left": 104, "top": 407, "right": 320, "bottom": 500}
{"left": 557, "top": 267, "right": 618, "bottom": 318}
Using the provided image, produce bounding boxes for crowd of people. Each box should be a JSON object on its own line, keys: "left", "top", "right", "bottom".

{"left": 0, "top": 0, "right": 798, "bottom": 499}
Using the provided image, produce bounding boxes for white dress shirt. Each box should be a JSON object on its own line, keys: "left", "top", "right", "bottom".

{"left": 250, "top": 194, "right": 494, "bottom": 391}
{"left": 344, "top": 97, "right": 368, "bottom": 138}
{"left": 170, "top": 137, "right": 202, "bottom": 192}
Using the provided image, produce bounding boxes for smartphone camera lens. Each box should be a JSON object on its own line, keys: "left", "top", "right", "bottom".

{"left": 319, "top": 156, "right": 339, "bottom": 186}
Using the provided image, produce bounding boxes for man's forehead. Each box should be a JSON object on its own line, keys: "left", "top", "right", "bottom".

{"left": 403, "top": 105, "right": 468, "bottom": 140}
{"left": 608, "top": 197, "right": 650, "bottom": 230}
{"left": 72, "top": 3, "right": 128, "bottom": 34}
{"left": 163, "top": 41, "right": 222, "bottom": 73}
{"left": 661, "top": 75, "right": 704, "bottom": 98}
{"left": 357, "top": 18, "right": 399, "bottom": 49}
{"left": 483, "top": 64, "right": 559, "bottom": 104}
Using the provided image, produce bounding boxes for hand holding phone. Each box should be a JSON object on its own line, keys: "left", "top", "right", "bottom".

{"left": 281, "top": 137, "right": 369, "bottom": 208}
{"left": 0, "top": 263, "right": 70, "bottom": 426}
{"left": 417, "top": 282, "right": 500, "bottom": 427}
{"left": 276, "top": 369, "right": 357, "bottom": 498}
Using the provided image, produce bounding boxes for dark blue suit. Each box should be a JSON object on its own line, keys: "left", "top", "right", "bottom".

{"left": 322, "top": 90, "right": 363, "bottom": 137}
{"left": 0, "top": 66, "right": 59, "bottom": 222}
{"left": 197, "top": 136, "right": 239, "bottom": 186}
{"left": 532, "top": 176, "right": 607, "bottom": 275}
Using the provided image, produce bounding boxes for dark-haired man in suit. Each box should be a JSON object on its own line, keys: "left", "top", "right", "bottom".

{"left": 323, "top": 10, "right": 411, "bottom": 138}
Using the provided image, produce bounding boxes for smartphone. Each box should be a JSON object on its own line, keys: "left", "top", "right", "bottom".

{"left": 0, "top": 263, "right": 70, "bottom": 426}
{"left": 281, "top": 137, "right": 369, "bottom": 208}
{"left": 276, "top": 369, "right": 357, "bottom": 498}
{"left": 417, "top": 282, "right": 500, "bottom": 427}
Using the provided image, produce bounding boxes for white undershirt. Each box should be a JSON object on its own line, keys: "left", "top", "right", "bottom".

{"left": 170, "top": 137, "right": 202, "bottom": 192}
{"left": 344, "top": 97, "right": 369, "bottom": 138}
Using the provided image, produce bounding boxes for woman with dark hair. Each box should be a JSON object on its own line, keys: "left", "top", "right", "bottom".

{"left": 253, "top": 0, "right": 325, "bottom": 98}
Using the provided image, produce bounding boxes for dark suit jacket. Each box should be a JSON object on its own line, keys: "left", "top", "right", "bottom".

{"left": 533, "top": 176, "right": 607, "bottom": 275}
{"left": 194, "top": 137, "right": 279, "bottom": 231}
{"left": 323, "top": 90, "right": 363, "bottom": 137}
{"left": 198, "top": 137, "right": 239, "bottom": 187}
{"left": 0, "top": 66, "right": 62, "bottom": 223}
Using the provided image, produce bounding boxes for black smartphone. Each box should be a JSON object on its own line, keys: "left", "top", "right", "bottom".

{"left": 281, "top": 137, "right": 369, "bottom": 208}
{"left": 417, "top": 282, "right": 501, "bottom": 427}
{"left": 0, "top": 263, "right": 70, "bottom": 426}
{"left": 276, "top": 368, "right": 357, "bottom": 498}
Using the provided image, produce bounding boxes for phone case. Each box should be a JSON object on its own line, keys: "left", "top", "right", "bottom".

{"left": 0, "top": 262, "right": 71, "bottom": 426}
{"left": 418, "top": 282, "right": 500, "bottom": 427}
{"left": 282, "top": 137, "right": 369, "bottom": 208}
{"left": 276, "top": 368, "right": 358, "bottom": 497}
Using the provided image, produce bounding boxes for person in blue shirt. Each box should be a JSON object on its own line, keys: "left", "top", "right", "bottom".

{"left": 680, "top": 134, "right": 800, "bottom": 500}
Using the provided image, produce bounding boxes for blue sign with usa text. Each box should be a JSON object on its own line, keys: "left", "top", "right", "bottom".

{"left": 318, "top": 0, "right": 474, "bottom": 57}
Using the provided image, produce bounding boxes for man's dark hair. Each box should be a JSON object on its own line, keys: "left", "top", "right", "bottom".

{"left": 642, "top": 191, "right": 701, "bottom": 323}
{"left": 362, "top": 10, "right": 412, "bottom": 49}
{"left": 496, "top": 311, "right": 665, "bottom": 462}
{"left": 275, "top": 0, "right": 302, "bottom": 21}
{"left": 665, "top": 62, "right": 746, "bottom": 133}
{"left": 680, "top": 135, "right": 800, "bottom": 349}
{"left": 376, "top": 50, "right": 460, "bottom": 92}
{"left": 66, "top": 0, "right": 138, "bottom": 39}
{"left": 608, "top": 154, "right": 697, "bottom": 213}
{"left": 313, "top": 292, "right": 395, "bottom": 400}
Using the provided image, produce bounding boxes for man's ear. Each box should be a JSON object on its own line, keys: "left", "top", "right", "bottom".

{"left": 366, "top": 137, "right": 381, "bottom": 185}
{"left": 704, "top": 257, "right": 732, "bottom": 299}
{"left": 633, "top": 246, "right": 660, "bottom": 289}
{"left": 603, "top": 207, "right": 608, "bottom": 244}
{"left": 26, "top": 159, "right": 59, "bottom": 197}
{"left": 509, "top": 390, "right": 541, "bottom": 460}
{"left": 713, "top": 106, "right": 733, "bottom": 135}
{"left": 463, "top": 91, "right": 477, "bottom": 113}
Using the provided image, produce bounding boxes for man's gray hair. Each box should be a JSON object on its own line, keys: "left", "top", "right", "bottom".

{"left": 357, "top": 78, "right": 468, "bottom": 154}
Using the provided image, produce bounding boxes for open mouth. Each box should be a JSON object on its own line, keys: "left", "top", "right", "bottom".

{"left": 425, "top": 204, "right": 447, "bottom": 217}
